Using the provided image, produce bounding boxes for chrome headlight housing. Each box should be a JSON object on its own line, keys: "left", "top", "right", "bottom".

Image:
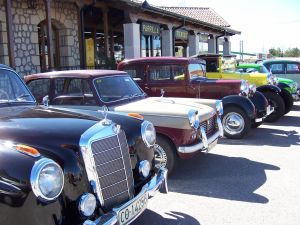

{"left": 267, "top": 73, "right": 278, "bottom": 85}
{"left": 240, "top": 80, "right": 250, "bottom": 96}
{"left": 141, "top": 121, "right": 156, "bottom": 147}
{"left": 289, "top": 81, "right": 298, "bottom": 93}
{"left": 30, "top": 158, "right": 64, "bottom": 202}
{"left": 249, "top": 84, "right": 256, "bottom": 96}
{"left": 216, "top": 100, "right": 223, "bottom": 115}
{"left": 78, "top": 193, "right": 97, "bottom": 217}
{"left": 188, "top": 109, "right": 200, "bottom": 129}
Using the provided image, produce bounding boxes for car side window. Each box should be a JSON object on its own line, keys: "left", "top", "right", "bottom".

{"left": 54, "top": 78, "right": 66, "bottom": 97}
{"left": 149, "top": 65, "right": 185, "bottom": 82}
{"left": 67, "top": 79, "right": 83, "bottom": 95}
{"left": 270, "top": 64, "right": 284, "bottom": 74}
{"left": 123, "top": 66, "right": 143, "bottom": 81}
{"left": 286, "top": 63, "right": 300, "bottom": 74}
{"left": 27, "top": 79, "right": 50, "bottom": 104}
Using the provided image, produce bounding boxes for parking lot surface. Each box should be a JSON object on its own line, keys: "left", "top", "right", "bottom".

{"left": 133, "top": 102, "right": 300, "bottom": 225}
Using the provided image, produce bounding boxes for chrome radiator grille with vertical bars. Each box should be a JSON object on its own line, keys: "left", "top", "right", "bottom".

{"left": 200, "top": 115, "right": 217, "bottom": 137}
{"left": 91, "top": 130, "right": 134, "bottom": 211}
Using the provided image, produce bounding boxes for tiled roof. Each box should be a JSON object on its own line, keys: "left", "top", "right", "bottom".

{"left": 159, "top": 7, "right": 230, "bottom": 27}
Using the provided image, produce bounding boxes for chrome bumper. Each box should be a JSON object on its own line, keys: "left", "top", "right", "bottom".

{"left": 292, "top": 93, "right": 299, "bottom": 101}
{"left": 255, "top": 105, "right": 274, "bottom": 122}
{"left": 83, "top": 168, "right": 168, "bottom": 225}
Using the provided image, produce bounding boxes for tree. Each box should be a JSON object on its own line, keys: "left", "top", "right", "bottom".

{"left": 284, "top": 48, "right": 300, "bottom": 57}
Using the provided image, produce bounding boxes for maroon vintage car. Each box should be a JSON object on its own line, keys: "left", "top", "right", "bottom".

{"left": 118, "top": 57, "right": 272, "bottom": 139}
{"left": 25, "top": 70, "right": 223, "bottom": 174}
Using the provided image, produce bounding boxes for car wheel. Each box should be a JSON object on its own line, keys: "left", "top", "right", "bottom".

{"left": 154, "top": 136, "right": 177, "bottom": 174}
{"left": 222, "top": 106, "right": 251, "bottom": 139}
{"left": 263, "top": 92, "right": 285, "bottom": 122}
{"left": 281, "top": 89, "right": 293, "bottom": 114}
{"left": 251, "top": 121, "right": 263, "bottom": 128}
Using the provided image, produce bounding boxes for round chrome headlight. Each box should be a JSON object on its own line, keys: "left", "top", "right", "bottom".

{"left": 30, "top": 158, "right": 64, "bottom": 201}
{"left": 188, "top": 109, "right": 200, "bottom": 129}
{"left": 240, "top": 80, "right": 250, "bottom": 96}
{"left": 216, "top": 100, "right": 223, "bottom": 115}
{"left": 78, "top": 193, "right": 97, "bottom": 217}
{"left": 139, "top": 160, "right": 151, "bottom": 178}
{"left": 141, "top": 121, "right": 156, "bottom": 147}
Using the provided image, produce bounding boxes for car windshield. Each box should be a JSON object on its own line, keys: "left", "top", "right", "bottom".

{"left": 93, "top": 75, "right": 144, "bottom": 102}
{"left": 0, "top": 69, "right": 35, "bottom": 105}
{"left": 188, "top": 64, "right": 205, "bottom": 79}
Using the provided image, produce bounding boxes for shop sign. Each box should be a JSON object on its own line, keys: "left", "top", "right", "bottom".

{"left": 175, "top": 29, "right": 188, "bottom": 40}
{"left": 141, "top": 22, "right": 160, "bottom": 36}
{"left": 85, "top": 38, "right": 95, "bottom": 67}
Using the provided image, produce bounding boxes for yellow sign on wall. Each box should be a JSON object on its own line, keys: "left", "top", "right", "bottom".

{"left": 85, "top": 38, "right": 95, "bottom": 67}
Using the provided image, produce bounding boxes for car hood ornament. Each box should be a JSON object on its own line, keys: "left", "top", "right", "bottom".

{"left": 98, "top": 105, "right": 112, "bottom": 126}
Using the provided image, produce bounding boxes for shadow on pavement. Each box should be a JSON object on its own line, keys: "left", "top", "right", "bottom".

{"left": 219, "top": 127, "right": 299, "bottom": 147}
{"left": 132, "top": 210, "right": 201, "bottom": 225}
{"left": 264, "top": 115, "right": 300, "bottom": 127}
{"left": 168, "top": 154, "right": 279, "bottom": 204}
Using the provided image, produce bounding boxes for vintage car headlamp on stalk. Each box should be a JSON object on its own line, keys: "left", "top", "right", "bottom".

{"left": 240, "top": 80, "right": 250, "bottom": 96}
{"left": 188, "top": 109, "right": 200, "bottom": 129}
{"left": 249, "top": 84, "right": 256, "bottom": 96}
{"left": 267, "top": 73, "right": 278, "bottom": 85}
{"left": 30, "top": 158, "right": 64, "bottom": 202}
{"left": 216, "top": 100, "right": 223, "bottom": 115}
{"left": 141, "top": 121, "right": 156, "bottom": 147}
{"left": 139, "top": 160, "right": 151, "bottom": 178}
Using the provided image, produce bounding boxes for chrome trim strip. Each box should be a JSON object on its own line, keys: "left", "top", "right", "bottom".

{"left": 178, "top": 130, "right": 220, "bottom": 154}
{"left": 83, "top": 168, "right": 168, "bottom": 225}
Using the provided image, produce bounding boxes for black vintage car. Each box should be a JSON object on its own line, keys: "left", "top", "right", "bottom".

{"left": 0, "top": 64, "right": 168, "bottom": 225}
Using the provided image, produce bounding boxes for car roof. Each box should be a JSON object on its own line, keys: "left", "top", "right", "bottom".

{"left": 263, "top": 58, "right": 300, "bottom": 63}
{"left": 25, "top": 69, "right": 128, "bottom": 81}
{"left": 119, "top": 56, "right": 206, "bottom": 65}
{"left": 0, "top": 64, "right": 14, "bottom": 71}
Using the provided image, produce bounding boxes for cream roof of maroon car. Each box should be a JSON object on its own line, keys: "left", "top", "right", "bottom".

{"left": 25, "top": 70, "right": 127, "bottom": 81}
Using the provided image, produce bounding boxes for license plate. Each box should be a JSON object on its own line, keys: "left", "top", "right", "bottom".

{"left": 118, "top": 193, "right": 148, "bottom": 225}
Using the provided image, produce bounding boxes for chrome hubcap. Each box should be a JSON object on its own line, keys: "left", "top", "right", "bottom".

{"left": 223, "top": 112, "right": 245, "bottom": 135}
{"left": 154, "top": 144, "right": 167, "bottom": 169}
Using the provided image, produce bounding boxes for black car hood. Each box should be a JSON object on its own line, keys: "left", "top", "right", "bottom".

{"left": 0, "top": 105, "right": 98, "bottom": 147}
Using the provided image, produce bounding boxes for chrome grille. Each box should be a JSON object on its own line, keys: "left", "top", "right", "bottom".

{"left": 200, "top": 115, "right": 217, "bottom": 137}
{"left": 91, "top": 130, "right": 134, "bottom": 211}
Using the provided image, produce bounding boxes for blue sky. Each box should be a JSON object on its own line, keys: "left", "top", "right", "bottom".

{"left": 147, "top": 0, "right": 300, "bottom": 54}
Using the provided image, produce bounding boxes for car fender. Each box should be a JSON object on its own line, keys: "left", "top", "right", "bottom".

{"left": 248, "top": 91, "right": 268, "bottom": 114}
{"left": 222, "top": 95, "right": 256, "bottom": 119}
{"left": 256, "top": 84, "right": 281, "bottom": 94}
{"left": 277, "top": 82, "right": 291, "bottom": 93}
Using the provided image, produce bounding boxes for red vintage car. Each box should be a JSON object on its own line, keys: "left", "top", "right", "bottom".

{"left": 118, "top": 57, "right": 273, "bottom": 139}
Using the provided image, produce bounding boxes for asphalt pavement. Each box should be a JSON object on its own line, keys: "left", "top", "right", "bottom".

{"left": 132, "top": 101, "right": 300, "bottom": 225}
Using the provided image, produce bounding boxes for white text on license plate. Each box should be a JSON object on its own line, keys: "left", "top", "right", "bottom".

{"left": 118, "top": 193, "right": 148, "bottom": 225}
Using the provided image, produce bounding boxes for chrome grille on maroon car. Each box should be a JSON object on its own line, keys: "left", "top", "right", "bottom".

{"left": 91, "top": 130, "right": 134, "bottom": 211}
{"left": 200, "top": 115, "right": 217, "bottom": 137}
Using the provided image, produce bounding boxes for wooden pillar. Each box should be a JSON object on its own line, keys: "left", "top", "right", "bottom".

{"left": 44, "top": 0, "right": 53, "bottom": 70}
{"left": 76, "top": 1, "right": 84, "bottom": 68}
{"left": 102, "top": 7, "right": 109, "bottom": 59}
{"left": 110, "top": 28, "right": 115, "bottom": 60}
{"left": 5, "top": 0, "right": 15, "bottom": 68}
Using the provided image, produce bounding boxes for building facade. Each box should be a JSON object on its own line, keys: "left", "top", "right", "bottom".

{"left": 0, "top": 0, "right": 240, "bottom": 76}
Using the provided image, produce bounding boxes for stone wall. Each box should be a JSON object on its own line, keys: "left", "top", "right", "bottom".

{"left": 3, "top": 0, "right": 80, "bottom": 77}
{"left": 0, "top": 0, "right": 9, "bottom": 65}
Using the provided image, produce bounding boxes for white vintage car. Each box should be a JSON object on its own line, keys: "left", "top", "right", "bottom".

{"left": 25, "top": 70, "right": 224, "bottom": 173}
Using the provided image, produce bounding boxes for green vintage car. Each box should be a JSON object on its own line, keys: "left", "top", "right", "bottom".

{"left": 236, "top": 63, "right": 299, "bottom": 101}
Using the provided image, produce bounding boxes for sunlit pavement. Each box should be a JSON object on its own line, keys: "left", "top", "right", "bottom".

{"left": 132, "top": 102, "right": 300, "bottom": 225}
